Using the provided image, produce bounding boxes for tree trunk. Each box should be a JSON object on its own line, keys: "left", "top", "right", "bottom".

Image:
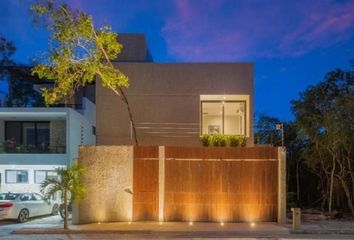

{"left": 329, "top": 156, "right": 336, "bottom": 213}
{"left": 117, "top": 87, "right": 138, "bottom": 146}
{"left": 64, "top": 188, "right": 68, "bottom": 230}
{"left": 338, "top": 176, "right": 354, "bottom": 216}
{"left": 296, "top": 158, "right": 300, "bottom": 201}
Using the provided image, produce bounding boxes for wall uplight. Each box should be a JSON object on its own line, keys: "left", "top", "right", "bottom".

{"left": 250, "top": 222, "right": 255, "bottom": 227}
{"left": 159, "top": 222, "right": 163, "bottom": 225}
{"left": 189, "top": 221, "right": 193, "bottom": 226}
{"left": 128, "top": 221, "right": 132, "bottom": 224}
{"left": 220, "top": 222, "right": 224, "bottom": 226}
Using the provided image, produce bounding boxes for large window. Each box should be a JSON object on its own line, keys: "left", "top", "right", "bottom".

{"left": 5, "top": 121, "right": 50, "bottom": 151}
{"left": 34, "top": 170, "right": 58, "bottom": 184}
{"left": 5, "top": 170, "right": 28, "bottom": 184}
{"left": 201, "top": 101, "right": 246, "bottom": 135}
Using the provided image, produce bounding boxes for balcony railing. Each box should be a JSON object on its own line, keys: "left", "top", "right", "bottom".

{"left": 0, "top": 145, "right": 66, "bottom": 154}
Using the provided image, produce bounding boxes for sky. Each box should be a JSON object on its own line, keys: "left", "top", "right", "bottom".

{"left": 0, "top": 0, "right": 353, "bottom": 120}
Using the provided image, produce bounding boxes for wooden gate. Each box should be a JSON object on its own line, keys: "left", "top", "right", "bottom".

{"left": 164, "top": 147, "right": 278, "bottom": 222}
{"left": 133, "top": 146, "right": 159, "bottom": 221}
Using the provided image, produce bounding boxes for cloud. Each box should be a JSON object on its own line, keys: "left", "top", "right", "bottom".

{"left": 161, "top": 0, "right": 354, "bottom": 61}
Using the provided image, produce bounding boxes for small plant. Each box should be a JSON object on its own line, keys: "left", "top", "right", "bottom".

{"left": 200, "top": 134, "right": 210, "bottom": 146}
{"left": 200, "top": 134, "right": 246, "bottom": 147}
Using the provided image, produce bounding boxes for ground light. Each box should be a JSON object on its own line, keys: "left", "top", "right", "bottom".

{"left": 128, "top": 222, "right": 132, "bottom": 224}
{"left": 220, "top": 222, "right": 224, "bottom": 226}
{"left": 97, "top": 222, "right": 101, "bottom": 224}
{"left": 250, "top": 222, "right": 255, "bottom": 227}
{"left": 159, "top": 222, "right": 163, "bottom": 225}
{"left": 189, "top": 221, "right": 193, "bottom": 226}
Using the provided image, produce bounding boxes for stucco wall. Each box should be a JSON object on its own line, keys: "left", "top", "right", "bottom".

{"left": 96, "top": 63, "right": 254, "bottom": 146}
{"left": 76, "top": 145, "right": 133, "bottom": 224}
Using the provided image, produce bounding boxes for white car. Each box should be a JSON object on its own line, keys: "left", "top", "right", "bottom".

{"left": 0, "top": 192, "right": 59, "bottom": 223}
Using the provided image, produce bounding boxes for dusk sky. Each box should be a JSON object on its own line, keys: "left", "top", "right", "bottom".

{"left": 1, "top": 0, "right": 353, "bottom": 120}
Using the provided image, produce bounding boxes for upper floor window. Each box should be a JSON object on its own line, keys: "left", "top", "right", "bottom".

{"left": 4, "top": 121, "right": 50, "bottom": 153}
{"left": 5, "top": 170, "right": 28, "bottom": 184}
{"left": 201, "top": 101, "right": 246, "bottom": 135}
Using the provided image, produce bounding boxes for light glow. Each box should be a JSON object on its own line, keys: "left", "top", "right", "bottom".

{"left": 98, "top": 222, "right": 101, "bottom": 224}
{"left": 220, "top": 222, "right": 224, "bottom": 226}
{"left": 159, "top": 222, "right": 163, "bottom": 225}
{"left": 250, "top": 222, "right": 255, "bottom": 227}
{"left": 189, "top": 221, "right": 193, "bottom": 226}
{"left": 128, "top": 221, "right": 132, "bottom": 224}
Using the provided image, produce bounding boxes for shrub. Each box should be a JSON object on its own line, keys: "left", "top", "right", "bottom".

{"left": 200, "top": 134, "right": 246, "bottom": 147}
{"left": 200, "top": 134, "right": 210, "bottom": 146}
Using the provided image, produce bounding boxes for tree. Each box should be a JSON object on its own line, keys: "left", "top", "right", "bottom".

{"left": 30, "top": 0, "right": 138, "bottom": 145}
{"left": 291, "top": 63, "right": 354, "bottom": 214}
{"left": 0, "top": 36, "right": 16, "bottom": 66}
{"left": 40, "top": 164, "right": 85, "bottom": 229}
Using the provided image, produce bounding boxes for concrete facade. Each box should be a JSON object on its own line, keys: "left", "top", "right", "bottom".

{"left": 96, "top": 63, "right": 254, "bottom": 147}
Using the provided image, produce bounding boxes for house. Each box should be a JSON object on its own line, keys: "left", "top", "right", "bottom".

{"left": 74, "top": 34, "right": 286, "bottom": 224}
{"left": 0, "top": 72, "right": 96, "bottom": 193}
{"left": 96, "top": 34, "right": 254, "bottom": 146}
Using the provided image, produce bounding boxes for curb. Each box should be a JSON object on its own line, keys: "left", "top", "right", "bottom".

{"left": 291, "top": 229, "right": 354, "bottom": 235}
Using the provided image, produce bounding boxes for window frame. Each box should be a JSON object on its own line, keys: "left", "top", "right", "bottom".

{"left": 34, "top": 170, "right": 58, "bottom": 184}
{"left": 200, "top": 100, "right": 247, "bottom": 136}
{"left": 5, "top": 170, "right": 29, "bottom": 184}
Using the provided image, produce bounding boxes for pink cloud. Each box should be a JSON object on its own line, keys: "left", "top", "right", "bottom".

{"left": 161, "top": 0, "right": 354, "bottom": 61}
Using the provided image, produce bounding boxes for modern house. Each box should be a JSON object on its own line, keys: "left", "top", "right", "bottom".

{"left": 0, "top": 96, "right": 95, "bottom": 193}
{"left": 74, "top": 34, "right": 286, "bottom": 225}
{"left": 97, "top": 34, "right": 254, "bottom": 146}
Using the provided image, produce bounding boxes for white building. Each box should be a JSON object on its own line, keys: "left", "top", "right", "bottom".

{"left": 0, "top": 98, "right": 95, "bottom": 193}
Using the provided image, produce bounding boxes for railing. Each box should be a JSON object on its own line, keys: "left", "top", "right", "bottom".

{"left": 49, "top": 103, "right": 82, "bottom": 109}
{"left": 0, "top": 145, "right": 66, "bottom": 154}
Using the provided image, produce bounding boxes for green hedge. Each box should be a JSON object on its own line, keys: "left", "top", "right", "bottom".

{"left": 200, "top": 134, "right": 246, "bottom": 147}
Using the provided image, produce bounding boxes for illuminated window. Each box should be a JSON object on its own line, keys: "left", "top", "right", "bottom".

{"left": 201, "top": 101, "right": 246, "bottom": 135}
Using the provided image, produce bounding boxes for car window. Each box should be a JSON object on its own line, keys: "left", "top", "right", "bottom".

{"left": 3, "top": 193, "right": 19, "bottom": 200}
{"left": 34, "top": 193, "right": 44, "bottom": 201}
{"left": 20, "top": 193, "right": 30, "bottom": 201}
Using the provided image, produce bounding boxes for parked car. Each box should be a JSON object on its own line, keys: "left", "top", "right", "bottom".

{"left": 0, "top": 192, "right": 59, "bottom": 223}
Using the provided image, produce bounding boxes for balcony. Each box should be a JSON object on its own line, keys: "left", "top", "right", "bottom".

{"left": 0, "top": 142, "right": 66, "bottom": 154}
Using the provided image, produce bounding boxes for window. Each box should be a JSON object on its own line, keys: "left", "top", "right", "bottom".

{"left": 34, "top": 170, "right": 58, "bottom": 184}
{"left": 5, "top": 170, "right": 28, "bottom": 184}
{"left": 5, "top": 121, "right": 50, "bottom": 151}
{"left": 201, "top": 101, "right": 246, "bottom": 135}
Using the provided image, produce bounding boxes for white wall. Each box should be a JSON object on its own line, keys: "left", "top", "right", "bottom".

{"left": 67, "top": 108, "right": 96, "bottom": 165}
{"left": 0, "top": 164, "right": 66, "bottom": 193}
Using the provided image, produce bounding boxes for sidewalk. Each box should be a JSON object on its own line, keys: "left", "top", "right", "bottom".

{"left": 11, "top": 220, "right": 354, "bottom": 238}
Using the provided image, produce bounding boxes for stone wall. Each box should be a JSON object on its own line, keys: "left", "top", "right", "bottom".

{"left": 75, "top": 146, "right": 133, "bottom": 224}
{"left": 49, "top": 121, "right": 66, "bottom": 147}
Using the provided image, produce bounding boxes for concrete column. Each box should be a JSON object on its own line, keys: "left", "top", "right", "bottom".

{"left": 158, "top": 146, "right": 165, "bottom": 222}
{"left": 278, "top": 147, "right": 287, "bottom": 224}
{"left": 291, "top": 208, "right": 301, "bottom": 230}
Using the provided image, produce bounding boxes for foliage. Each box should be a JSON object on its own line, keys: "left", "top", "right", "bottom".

{"left": 40, "top": 164, "right": 85, "bottom": 229}
{"left": 291, "top": 62, "right": 354, "bottom": 214}
{"left": 0, "top": 36, "right": 16, "bottom": 66}
{"left": 30, "top": 0, "right": 138, "bottom": 144}
{"left": 200, "top": 134, "right": 246, "bottom": 147}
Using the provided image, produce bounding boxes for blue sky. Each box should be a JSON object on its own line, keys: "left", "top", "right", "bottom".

{"left": 0, "top": 0, "right": 353, "bottom": 120}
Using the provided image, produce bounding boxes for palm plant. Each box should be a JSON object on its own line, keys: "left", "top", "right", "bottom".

{"left": 40, "top": 164, "right": 85, "bottom": 229}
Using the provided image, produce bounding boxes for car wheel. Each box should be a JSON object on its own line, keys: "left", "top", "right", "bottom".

{"left": 17, "top": 209, "right": 29, "bottom": 223}
{"left": 52, "top": 204, "right": 59, "bottom": 215}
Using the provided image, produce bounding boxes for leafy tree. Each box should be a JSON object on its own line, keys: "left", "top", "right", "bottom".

{"left": 30, "top": 0, "right": 138, "bottom": 144}
{"left": 40, "top": 164, "right": 85, "bottom": 229}
{"left": 0, "top": 37, "right": 45, "bottom": 107}
{"left": 0, "top": 37, "right": 16, "bottom": 66}
{"left": 291, "top": 63, "right": 354, "bottom": 214}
